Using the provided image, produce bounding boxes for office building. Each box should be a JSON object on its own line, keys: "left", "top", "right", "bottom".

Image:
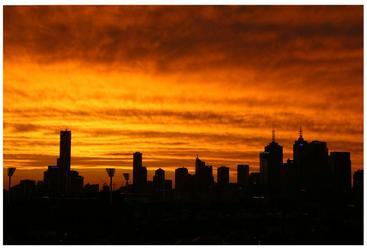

{"left": 217, "top": 166, "right": 230, "bottom": 185}
{"left": 307, "top": 140, "right": 330, "bottom": 192}
{"left": 153, "top": 168, "right": 165, "bottom": 192}
{"left": 263, "top": 130, "right": 283, "bottom": 194}
{"left": 237, "top": 164, "right": 249, "bottom": 186}
{"left": 330, "top": 152, "right": 351, "bottom": 193}
{"left": 293, "top": 127, "right": 309, "bottom": 189}
{"left": 195, "top": 155, "right": 214, "bottom": 190}
{"left": 175, "top": 167, "right": 191, "bottom": 192}
{"left": 132, "top": 152, "right": 147, "bottom": 192}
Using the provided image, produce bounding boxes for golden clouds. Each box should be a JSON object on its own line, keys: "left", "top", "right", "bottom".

{"left": 3, "top": 6, "right": 363, "bottom": 186}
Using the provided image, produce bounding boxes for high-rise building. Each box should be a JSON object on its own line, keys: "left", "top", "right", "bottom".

{"left": 132, "top": 152, "right": 147, "bottom": 191}
{"left": 44, "top": 165, "right": 61, "bottom": 196}
{"left": 133, "top": 152, "right": 142, "bottom": 169}
{"left": 353, "top": 170, "right": 363, "bottom": 205}
{"left": 69, "top": 170, "right": 84, "bottom": 195}
{"left": 353, "top": 170, "right": 363, "bottom": 192}
{"left": 43, "top": 130, "right": 84, "bottom": 197}
{"left": 307, "top": 140, "right": 330, "bottom": 192}
{"left": 330, "top": 152, "right": 351, "bottom": 193}
{"left": 217, "top": 166, "right": 229, "bottom": 185}
{"left": 153, "top": 168, "right": 165, "bottom": 192}
{"left": 260, "top": 152, "right": 270, "bottom": 185}
{"left": 195, "top": 155, "right": 214, "bottom": 191}
{"left": 237, "top": 164, "right": 249, "bottom": 186}
{"left": 164, "top": 180, "right": 173, "bottom": 192}
{"left": 283, "top": 159, "right": 297, "bottom": 194}
{"left": 293, "top": 127, "right": 308, "bottom": 189}
{"left": 59, "top": 130, "right": 71, "bottom": 173}
{"left": 175, "top": 167, "right": 190, "bottom": 192}
{"left": 261, "top": 130, "right": 283, "bottom": 194}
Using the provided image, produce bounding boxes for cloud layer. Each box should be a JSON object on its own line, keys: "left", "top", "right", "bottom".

{"left": 3, "top": 6, "right": 363, "bottom": 187}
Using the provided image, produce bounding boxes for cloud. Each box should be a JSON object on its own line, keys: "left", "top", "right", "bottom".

{"left": 3, "top": 6, "right": 363, "bottom": 185}
{"left": 4, "top": 6, "right": 363, "bottom": 77}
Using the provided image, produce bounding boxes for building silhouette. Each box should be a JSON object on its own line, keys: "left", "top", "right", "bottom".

{"left": 262, "top": 130, "right": 283, "bottom": 195}
{"left": 43, "top": 130, "right": 83, "bottom": 197}
{"left": 307, "top": 141, "right": 330, "bottom": 192}
{"left": 249, "top": 172, "right": 261, "bottom": 195}
{"left": 164, "top": 180, "right": 173, "bottom": 192}
{"left": 195, "top": 155, "right": 214, "bottom": 191}
{"left": 133, "top": 152, "right": 147, "bottom": 192}
{"left": 83, "top": 183, "right": 99, "bottom": 196}
{"left": 59, "top": 130, "right": 71, "bottom": 173}
{"left": 237, "top": 164, "right": 249, "bottom": 187}
{"left": 283, "top": 159, "right": 297, "bottom": 195}
{"left": 175, "top": 167, "right": 192, "bottom": 192}
{"left": 217, "top": 166, "right": 229, "bottom": 186}
{"left": 4, "top": 128, "right": 363, "bottom": 245}
{"left": 44, "top": 165, "right": 61, "bottom": 196}
{"left": 69, "top": 170, "right": 84, "bottom": 195}
{"left": 353, "top": 170, "right": 363, "bottom": 191}
{"left": 330, "top": 152, "right": 351, "bottom": 193}
{"left": 153, "top": 168, "right": 165, "bottom": 193}
{"left": 13, "top": 179, "right": 36, "bottom": 200}
{"left": 293, "top": 127, "right": 308, "bottom": 190}
{"left": 260, "top": 151, "right": 270, "bottom": 186}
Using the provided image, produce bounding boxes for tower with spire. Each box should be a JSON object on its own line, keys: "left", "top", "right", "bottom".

{"left": 293, "top": 127, "right": 308, "bottom": 190}
{"left": 260, "top": 129, "right": 283, "bottom": 195}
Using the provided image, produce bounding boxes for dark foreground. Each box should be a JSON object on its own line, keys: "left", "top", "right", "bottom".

{"left": 4, "top": 192, "right": 363, "bottom": 245}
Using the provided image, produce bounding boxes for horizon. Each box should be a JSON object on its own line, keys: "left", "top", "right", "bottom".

{"left": 2, "top": 127, "right": 360, "bottom": 189}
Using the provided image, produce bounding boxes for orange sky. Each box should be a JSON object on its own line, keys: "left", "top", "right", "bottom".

{"left": 3, "top": 6, "right": 363, "bottom": 188}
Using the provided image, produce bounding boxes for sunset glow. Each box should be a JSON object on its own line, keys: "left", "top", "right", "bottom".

{"left": 3, "top": 6, "right": 363, "bottom": 188}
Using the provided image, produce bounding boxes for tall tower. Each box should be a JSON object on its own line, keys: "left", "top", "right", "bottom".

{"left": 263, "top": 129, "right": 283, "bottom": 194}
{"left": 133, "top": 152, "right": 142, "bottom": 169}
{"left": 293, "top": 127, "right": 308, "bottom": 190}
{"left": 132, "top": 152, "right": 147, "bottom": 191}
{"left": 59, "top": 130, "right": 71, "bottom": 173}
{"left": 133, "top": 152, "right": 142, "bottom": 185}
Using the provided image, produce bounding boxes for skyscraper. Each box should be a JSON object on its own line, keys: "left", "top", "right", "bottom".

{"left": 260, "top": 152, "right": 270, "bottom": 186}
{"left": 283, "top": 159, "right": 297, "bottom": 194}
{"left": 175, "top": 167, "right": 190, "bottom": 192}
{"left": 59, "top": 130, "right": 71, "bottom": 173}
{"left": 153, "top": 168, "right": 165, "bottom": 192}
{"left": 307, "top": 141, "right": 330, "bottom": 192}
{"left": 195, "top": 155, "right": 214, "bottom": 191}
{"left": 330, "top": 152, "right": 351, "bottom": 193}
{"left": 133, "top": 152, "right": 142, "bottom": 169}
{"left": 42, "top": 130, "right": 84, "bottom": 197}
{"left": 237, "top": 164, "right": 249, "bottom": 187}
{"left": 59, "top": 129, "right": 72, "bottom": 195}
{"left": 132, "top": 152, "right": 147, "bottom": 192}
{"left": 293, "top": 127, "right": 308, "bottom": 190}
{"left": 353, "top": 170, "right": 363, "bottom": 192}
{"left": 262, "top": 130, "right": 283, "bottom": 194}
{"left": 217, "top": 166, "right": 230, "bottom": 186}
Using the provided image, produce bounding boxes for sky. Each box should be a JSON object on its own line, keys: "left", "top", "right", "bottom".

{"left": 3, "top": 6, "right": 363, "bottom": 188}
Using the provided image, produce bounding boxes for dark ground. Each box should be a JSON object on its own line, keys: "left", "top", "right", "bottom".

{"left": 3, "top": 192, "right": 363, "bottom": 245}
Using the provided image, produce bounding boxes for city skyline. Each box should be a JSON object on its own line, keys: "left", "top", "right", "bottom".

{"left": 3, "top": 5, "right": 363, "bottom": 245}
{"left": 3, "top": 128, "right": 357, "bottom": 190}
{"left": 4, "top": 6, "right": 363, "bottom": 189}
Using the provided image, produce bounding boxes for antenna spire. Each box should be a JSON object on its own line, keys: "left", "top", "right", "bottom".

{"left": 299, "top": 126, "right": 303, "bottom": 139}
{"left": 272, "top": 128, "right": 275, "bottom": 142}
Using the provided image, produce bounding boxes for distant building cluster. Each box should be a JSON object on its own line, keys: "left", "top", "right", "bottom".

{"left": 5, "top": 129, "right": 364, "bottom": 201}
